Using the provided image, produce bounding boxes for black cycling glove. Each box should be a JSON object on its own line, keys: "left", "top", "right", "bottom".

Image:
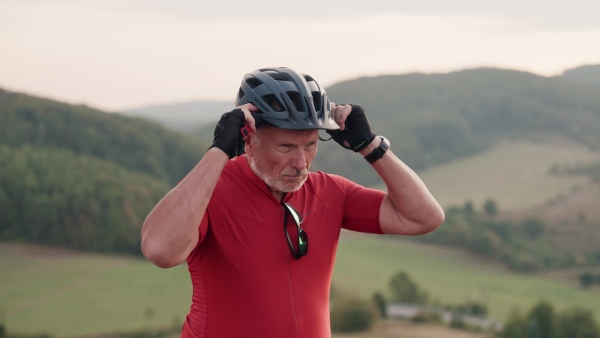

{"left": 210, "top": 109, "right": 246, "bottom": 158}
{"left": 326, "top": 104, "right": 376, "bottom": 152}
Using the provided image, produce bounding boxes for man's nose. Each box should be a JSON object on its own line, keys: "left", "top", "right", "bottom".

{"left": 290, "top": 151, "right": 307, "bottom": 171}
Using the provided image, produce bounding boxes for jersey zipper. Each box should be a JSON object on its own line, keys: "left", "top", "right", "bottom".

{"left": 282, "top": 201, "right": 300, "bottom": 338}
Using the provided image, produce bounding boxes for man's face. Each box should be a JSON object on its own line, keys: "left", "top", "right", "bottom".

{"left": 246, "top": 126, "right": 319, "bottom": 195}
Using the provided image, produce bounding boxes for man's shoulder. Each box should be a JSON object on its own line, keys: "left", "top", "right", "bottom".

{"left": 308, "top": 171, "right": 355, "bottom": 192}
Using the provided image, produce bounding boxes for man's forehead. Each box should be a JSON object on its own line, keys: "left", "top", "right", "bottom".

{"left": 261, "top": 125, "right": 318, "bottom": 138}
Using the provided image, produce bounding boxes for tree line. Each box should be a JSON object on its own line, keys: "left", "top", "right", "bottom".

{"left": 414, "top": 199, "right": 592, "bottom": 272}
{"left": 0, "top": 145, "right": 170, "bottom": 254}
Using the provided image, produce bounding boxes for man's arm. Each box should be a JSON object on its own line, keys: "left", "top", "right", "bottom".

{"left": 141, "top": 104, "right": 258, "bottom": 268}
{"left": 141, "top": 148, "right": 228, "bottom": 268}
{"left": 359, "top": 138, "right": 445, "bottom": 235}
{"left": 328, "top": 103, "right": 444, "bottom": 236}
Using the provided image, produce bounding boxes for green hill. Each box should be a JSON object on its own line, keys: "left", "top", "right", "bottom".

{"left": 317, "top": 67, "right": 600, "bottom": 187}
{"left": 0, "top": 146, "right": 170, "bottom": 254}
{"left": 559, "top": 64, "right": 600, "bottom": 89}
{"left": 0, "top": 88, "right": 209, "bottom": 254}
{"left": 415, "top": 137, "right": 600, "bottom": 211}
{"left": 0, "top": 88, "right": 208, "bottom": 185}
{"left": 187, "top": 67, "right": 600, "bottom": 189}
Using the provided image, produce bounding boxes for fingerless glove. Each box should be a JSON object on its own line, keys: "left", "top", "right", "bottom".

{"left": 209, "top": 109, "right": 246, "bottom": 158}
{"left": 326, "top": 104, "right": 376, "bottom": 152}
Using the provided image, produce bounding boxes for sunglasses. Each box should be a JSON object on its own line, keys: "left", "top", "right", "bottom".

{"left": 283, "top": 203, "right": 308, "bottom": 260}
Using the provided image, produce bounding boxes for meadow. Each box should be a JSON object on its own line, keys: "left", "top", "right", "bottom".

{"left": 2, "top": 236, "right": 599, "bottom": 337}
{"left": 410, "top": 138, "right": 600, "bottom": 211}
{"left": 332, "top": 235, "right": 600, "bottom": 321}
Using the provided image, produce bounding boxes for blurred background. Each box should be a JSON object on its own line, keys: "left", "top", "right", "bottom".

{"left": 1, "top": 1, "right": 600, "bottom": 337}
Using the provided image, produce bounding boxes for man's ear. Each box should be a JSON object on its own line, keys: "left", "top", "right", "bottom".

{"left": 244, "top": 136, "right": 254, "bottom": 157}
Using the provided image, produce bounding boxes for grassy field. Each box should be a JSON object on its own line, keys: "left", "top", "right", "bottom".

{"left": 408, "top": 138, "right": 600, "bottom": 211}
{"left": 2, "top": 238, "right": 599, "bottom": 337}
{"left": 333, "top": 235, "right": 600, "bottom": 321}
{"left": 0, "top": 244, "right": 191, "bottom": 337}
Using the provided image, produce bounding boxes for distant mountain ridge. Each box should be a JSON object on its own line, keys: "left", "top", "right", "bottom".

{"left": 559, "top": 64, "right": 600, "bottom": 89}
{"left": 121, "top": 64, "right": 600, "bottom": 136}
{"left": 124, "top": 100, "right": 232, "bottom": 131}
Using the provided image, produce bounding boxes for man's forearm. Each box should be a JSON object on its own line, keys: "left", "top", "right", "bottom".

{"left": 141, "top": 148, "right": 228, "bottom": 268}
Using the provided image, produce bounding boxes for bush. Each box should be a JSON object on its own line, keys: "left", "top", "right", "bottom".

{"left": 556, "top": 307, "right": 600, "bottom": 338}
{"left": 372, "top": 291, "right": 388, "bottom": 318}
{"left": 388, "top": 271, "right": 429, "bottom": 304}
{"left": 330, "top": 294, "right": 378, "bottom": 333}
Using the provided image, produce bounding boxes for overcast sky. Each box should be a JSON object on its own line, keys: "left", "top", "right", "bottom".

{"left": 1, "top": 0, "right": 599, "bottom": 111}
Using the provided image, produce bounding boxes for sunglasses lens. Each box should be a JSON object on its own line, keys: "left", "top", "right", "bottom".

{"left": 299, "top": 230, "right": 308, "bottom": 256}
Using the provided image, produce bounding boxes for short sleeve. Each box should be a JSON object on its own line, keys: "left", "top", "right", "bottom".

{"left": 335, "top": 175, "right": 386, "bottom": 234}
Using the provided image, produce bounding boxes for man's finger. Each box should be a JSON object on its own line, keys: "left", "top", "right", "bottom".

{"left": 236, "top": 103, "right": 258, "bottom": 132}
{"left": 336, "top": 104, "right": 353, "bottom": 131}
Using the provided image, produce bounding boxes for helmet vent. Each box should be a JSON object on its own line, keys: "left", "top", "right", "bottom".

{"left": 237, "top": 88, "right": 245, "bottom": 100}
{"left": 261, "top": 94, "right": 284, "bottom": 112}
{"left": 286, "top": 91, "right": 303, "bottom": 112}
{"left": 269, "top": 73, "right": 293, "bottom": 82}
{"left": 304, "top": 75, "right": 315, "bottom": 82}
{"left": 311, "top": 91, "right": 322, "bottom": 114}
{"left": 245, "top": 77, "right": 262, "bottom": 89}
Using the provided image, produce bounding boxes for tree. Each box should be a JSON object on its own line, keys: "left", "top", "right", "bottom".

{"left": 521, "top": 218, "right": 546, "bottom": 240}
{"left": 388, "top": 271, "right": 428, "bottom": 304}
{"left": 483, "top": 199, "right": 498, "bottom": 216}
{"left": 580, "top": 273, "right": 595, "bottom": 288}
{"left": 501, "top": 307, "right": 527, "bottom": 338}
{"left": 526, "top": 301, "right": 556, "bottom": 338}
{"left": 556, "top": 307, "right": 600, "bottom": 338}
{"left": 463, "top": 200, "right": 475, "bottom": 216}
{"left": 372, "top": 291, "right": 387, "bottom": 318}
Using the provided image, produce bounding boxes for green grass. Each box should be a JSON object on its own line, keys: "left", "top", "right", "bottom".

{"left": 333, "top": 235, "right": 600, "bottom": 321}
{"left": 2, "top": 238, "right": 599, "bottom": 337}
{"left": 408, "top": 139, "right": 600, "bottom": 211}
{"left": 0, "top": 248, "right": 191, "bottom": 337}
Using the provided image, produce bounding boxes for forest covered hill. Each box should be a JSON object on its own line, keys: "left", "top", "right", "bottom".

{"left": 0, "top": 89, "right": 209, "bottom": 253}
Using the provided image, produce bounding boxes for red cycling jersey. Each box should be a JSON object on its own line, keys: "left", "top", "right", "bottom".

{"left": 183, "top": 155, "right": 385, "bottom": 338}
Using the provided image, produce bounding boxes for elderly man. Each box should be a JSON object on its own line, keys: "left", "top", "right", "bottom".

{"left": 141, "top": 67, "right": 444, "bottom": 338}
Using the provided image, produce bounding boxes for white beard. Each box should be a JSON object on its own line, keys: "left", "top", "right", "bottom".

{"left": 250, "top": 157, "right": 308, "bottom": 194}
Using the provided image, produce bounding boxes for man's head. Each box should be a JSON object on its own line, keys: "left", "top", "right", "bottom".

{"left": 235, "top": 67, "right": 340, "bottom": 196}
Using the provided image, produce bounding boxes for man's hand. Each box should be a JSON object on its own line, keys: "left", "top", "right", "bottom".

{"left": 210, "top": 103, "right": 259, "bottom": 158}
{"left": 326, "top": 104, "right": 376, "bottom": 152}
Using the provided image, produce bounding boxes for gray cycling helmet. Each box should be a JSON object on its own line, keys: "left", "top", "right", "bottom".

{"left": 236, "top": 67, "right": 340, "bottom": 130}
